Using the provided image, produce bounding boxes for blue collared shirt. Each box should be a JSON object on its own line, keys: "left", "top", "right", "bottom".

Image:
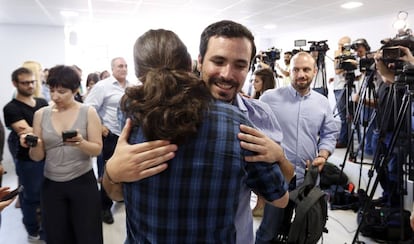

{"left": 233, "top": 94, "right": 284, "bottom": 244}
{"left": 122, "top": 100, "right": 288, "bottom": 244}
{"left": 260, "top": 86, "right": 338, "bottom": 183}
{"left": 234, "top": 94, "right": 283, "bottom": 143}
{"left": 84, "top": 76, "right": 130, "bottom": 136}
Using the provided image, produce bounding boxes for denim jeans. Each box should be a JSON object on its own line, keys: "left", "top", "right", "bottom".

{"left": 16, "top": 159, "right": 45, "bottom": 236}
{"left": 313, "top": 87, "right": 328, "bottom": 97}
{"left": 334, "top": 89, "right": 348, "bottom": 145}
{"left": 7, "top": 133, "right": 19, "bottom": 165}
{"left": 359, "top": 106, "right": 375, "bottom": 155}
{"left": 372, "top": 131, "right": 401, "bottom": 207}
{"left": 96, "top": 153, "right": 105, "bottom": 178}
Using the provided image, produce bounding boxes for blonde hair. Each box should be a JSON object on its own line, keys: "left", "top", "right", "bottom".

{"left": 338, "top": 36, "right": 351, "bottom": 46}
{"left": 22, "top": 60, "right": 43, "bottom": 98}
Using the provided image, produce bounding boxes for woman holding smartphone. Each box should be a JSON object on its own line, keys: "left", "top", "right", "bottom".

{"left": 23, "top": 65, "right": 103, "bottom": 244}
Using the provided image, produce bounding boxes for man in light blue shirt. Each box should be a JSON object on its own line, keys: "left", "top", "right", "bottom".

{"left": 256, "top": 52, "right": 338, "bottom": 243}
{"left": 84, "top": 57, "right": 130, "bottom": 224}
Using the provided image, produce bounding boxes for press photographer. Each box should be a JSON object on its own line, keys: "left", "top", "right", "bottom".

{"left": 354, "top": 32, "right": 414, "bottom": 242}
{"left": 351, "top": 39, "right": 377, "bottom": 158}
{"left": 331, "top": 36, "right": 353, "bottom": 149}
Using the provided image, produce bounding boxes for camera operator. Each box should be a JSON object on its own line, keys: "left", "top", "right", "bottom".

{"left": 376, "top": 46, "right": 414, "bottom": 231}
{"left": 351, "top": 38, "right": 380, "bottom": 156}
{"left": 375, "top": 46, "right": 414, "bottom": 83}
{"left": 330, "top": 36, "right": 352, "bottom": 148}
{"left": 370, "top": 45, "right": 414, "bottom": 208}
{"left": 275, "top": 51, "right": 292, "bottom": 87}
{"left": 352, "top": 38, "right": 372, "bottom": 88}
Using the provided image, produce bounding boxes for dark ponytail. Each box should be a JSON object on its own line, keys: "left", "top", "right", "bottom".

{"left": 121, "top": 29, "right": 212, "bottom": 143}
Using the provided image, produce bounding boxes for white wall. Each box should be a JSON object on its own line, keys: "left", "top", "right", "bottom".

{"left": 0, "top": 24, "right": 65, "bottom": 167}
{"left": 259, "top": 9, "right": 414, "bottom": 81}
{"left": 250, "top": 10, "right": 414, "bottom": 115}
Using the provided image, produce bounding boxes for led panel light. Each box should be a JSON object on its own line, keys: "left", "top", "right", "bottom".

{"left": 341, "top": 1, "right": 363, "bottom": 9}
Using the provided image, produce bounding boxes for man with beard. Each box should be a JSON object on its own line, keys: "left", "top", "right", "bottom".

{"left": 255, "top": 52, "right": 338, "bottom": 243}
{"left": 104, "top": 21, "right": 294, "bottom": 243}
{"left": 3, "top": 67, "right": 48, "bottom": 241}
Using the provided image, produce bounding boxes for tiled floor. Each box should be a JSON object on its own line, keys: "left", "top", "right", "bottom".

{"left": 0, "top": 147, "right": 411, "bottom": 243}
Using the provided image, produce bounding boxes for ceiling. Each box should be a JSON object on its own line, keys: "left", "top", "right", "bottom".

{"left": 0, "top": 0, "right": 413, "bottom": 38}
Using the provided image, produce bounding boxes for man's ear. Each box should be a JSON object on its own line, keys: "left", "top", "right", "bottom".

{"left": 197, "top": 55, "right": 203, "bottom": 73}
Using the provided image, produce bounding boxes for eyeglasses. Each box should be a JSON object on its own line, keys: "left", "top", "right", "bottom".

{"left": 18, "top": 80, "right": 36, "bottom": 86}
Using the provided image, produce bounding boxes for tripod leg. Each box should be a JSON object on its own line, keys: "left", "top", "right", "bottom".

{"left": 352, "top": 89, "right": 411, "bottom": 243}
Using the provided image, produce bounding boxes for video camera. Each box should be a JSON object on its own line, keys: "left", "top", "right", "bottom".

{"left": 380, "top": 29, "right": 414, "bottom": 73}
{"left": 359, "top": 52, "right": 376, "bottom": 72}
{"left": 308, "top": 40, "right": 329, "bottom": 53}
{"left": 251, "top": 47, "right": 281, "bottom": 72}
{"left": 261, "top": 47, "right": 281, "bottom": 66}
{"left": 336, "top": 44, "right": 357, "bottom": 71}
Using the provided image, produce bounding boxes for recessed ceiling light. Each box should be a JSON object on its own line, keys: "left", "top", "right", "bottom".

{"left": 60, "top": 10, "right": 79, "bottom": 18}
{"left": 341, "top": 1, "right": 363, "bottom": 9}
{"left": 264, "top": 24, "right": 277, "bottom": 29}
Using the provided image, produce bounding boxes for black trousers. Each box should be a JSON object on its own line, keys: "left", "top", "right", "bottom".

{"left": 42, "top": 170, "right": 103, "bottom": 244}
{"left": 101, "top": 132, "right": 119, "bottom": 210}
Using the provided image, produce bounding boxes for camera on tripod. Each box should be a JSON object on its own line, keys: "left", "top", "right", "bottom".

{"left": 359, "top": 53, "right": 376, "bottom": 72}
{"left": 335, "top": 44, "right": 357, "bottom": 71}
{"left": 261, "top": 47, "right": 281, "bottom": 66}
{"left": 308, "top": 40, "right": 329, "bottom": 52}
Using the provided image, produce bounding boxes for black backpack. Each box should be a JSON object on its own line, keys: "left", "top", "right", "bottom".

{"left": 287, "top": 166, "right": 328, "bottom": 244}
{"left": 358, "top": 206, "right": 413, "bottom": 242}
{"left": 320, "top": 162, "right": 348, "bottom": 189}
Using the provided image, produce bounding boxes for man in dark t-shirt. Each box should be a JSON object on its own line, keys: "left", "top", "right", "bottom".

{"left": 3, "top": 67, "right": 48, "bottom": 241}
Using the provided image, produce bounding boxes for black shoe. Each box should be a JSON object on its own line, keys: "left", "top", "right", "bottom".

{"left": 102, "top": 210, "right": 114, "bottom": 224}
{"left": 336, "top": 142, "right": 346, "bottom": 149}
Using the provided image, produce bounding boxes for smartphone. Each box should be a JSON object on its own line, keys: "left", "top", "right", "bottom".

{"left": 25, "top": 134, "right": 38, "bottom": 147}
{"left": 62, "top": 130, "right": 78, "bottom": 141}
{"left": 0, "top": 185, "right": 23, "bottom": 202}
